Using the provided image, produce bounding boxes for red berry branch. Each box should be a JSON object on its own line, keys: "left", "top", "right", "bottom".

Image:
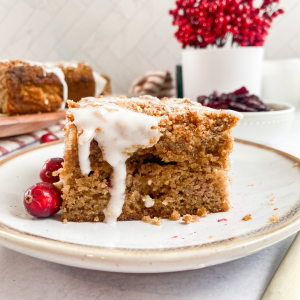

{"left": 169, "top": 0, "right": 284, "bottom": 48}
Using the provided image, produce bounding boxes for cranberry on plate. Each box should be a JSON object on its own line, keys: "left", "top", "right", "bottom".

{"left": 40, "top": 157, "right": 64, "bottom": 183}
{"left": 23, "top": 182, "right": 62, "bottom": 218}
{"left": 40, "top": 133, "right": 59, "bottom": 144}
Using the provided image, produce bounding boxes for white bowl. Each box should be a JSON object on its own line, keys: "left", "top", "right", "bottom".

{"left": 233, "top": 101, "right": 295, "bottom": 144}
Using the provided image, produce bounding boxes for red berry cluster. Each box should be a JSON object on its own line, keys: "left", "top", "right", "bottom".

{"left": 169, "top": 0, "right": 284, "bottom": 48}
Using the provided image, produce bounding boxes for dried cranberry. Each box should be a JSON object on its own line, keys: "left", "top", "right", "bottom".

{"left": 197, "top": 95, "right": 207, "bottom": 104}
{"left": 198, "top": 87, "right": 270, "bottom": 112}
{"left": 229, "top": 102, "right": 258, "bottom": 112}
{"left": 244, "top": 98, "right": 269, "bottom": 111}
{"left": 233, "top": 86, "right": 249, "bottom": 95}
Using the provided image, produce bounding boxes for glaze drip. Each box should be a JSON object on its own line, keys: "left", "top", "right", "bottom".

{"left": 70, "top": 99, "right": 162, "bottom": 224}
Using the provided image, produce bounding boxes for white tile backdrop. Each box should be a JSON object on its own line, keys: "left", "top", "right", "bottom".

{"left": 0, "top": 0, "right": 298, "bottom": 93}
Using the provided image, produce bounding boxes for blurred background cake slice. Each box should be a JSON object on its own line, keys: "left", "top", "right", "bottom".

{"left": 0, "top": 60, "right": 111, "bottom": 115}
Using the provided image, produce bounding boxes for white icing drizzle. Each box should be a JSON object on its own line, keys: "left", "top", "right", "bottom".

{"left": 92, "top": 71, "right": 107, "bottom": 97}
{"left": 142, "top": 195, "right": 154, "bottom": 208}
{"left": 70, "top": 98, "right": 162, "bottom": 224}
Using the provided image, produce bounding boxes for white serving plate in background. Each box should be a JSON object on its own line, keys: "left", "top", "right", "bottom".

{"left": 0, "top": 140, "right": 300, "bottom": 273}
{"left": 233, "top": 101, "right": 295, "bottom": 144}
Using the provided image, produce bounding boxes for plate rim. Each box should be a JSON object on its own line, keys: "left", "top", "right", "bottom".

{"left": 0, "top": 139, "right": 300, "bottom": 271}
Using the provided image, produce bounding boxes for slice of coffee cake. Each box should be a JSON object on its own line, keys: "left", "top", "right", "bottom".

{"left": 59, "top": 96, "right": 242, "bottom": 224}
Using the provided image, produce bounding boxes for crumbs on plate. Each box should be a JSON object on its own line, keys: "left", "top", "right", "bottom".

{"left": 294, "top": 163, "right": 299, "bottom": 167}
{"left": 269, "top": 214, "right": 279, "bottom": 223}
{"left": 268, "top": 196, "right": 277, "bottom": 205}
{"left": 183, "top": 215, "right": 199, "bottom": 224}
{"left": 169, "top": 210, "right": 180, "bottom": 221}
{"left": 196, "top": 207, "right": 207, "bottom": 218}
{"left": 242, "top": 214, "right": 252, "bottom": 221}
{"left": 142, "top": 216, "right": 162, "bottom": 226}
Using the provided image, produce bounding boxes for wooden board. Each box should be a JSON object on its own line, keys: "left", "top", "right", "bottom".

{"left": 0, "top": 110, "right": 66, "bottom": 138}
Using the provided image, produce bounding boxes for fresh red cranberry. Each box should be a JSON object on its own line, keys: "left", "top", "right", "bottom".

{"left": 23, "top": 182, "right": 62, "bottom": 218}
{"left": 40, "top": 133, "right": 59, "bottom": 144}
{"left": 40, "top": 158, "right": 64, "bottom": 183}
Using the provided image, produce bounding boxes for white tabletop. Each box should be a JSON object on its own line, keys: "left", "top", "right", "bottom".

{"left": 1, "top": 110, "right": 299, "bottom": 300}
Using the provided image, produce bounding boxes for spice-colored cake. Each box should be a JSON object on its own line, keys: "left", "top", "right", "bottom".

{"left": 0, "top": 60, "right": 111, "bottom": 115}
{"left": 59, "top": 96, "right": 242, "bottom": 224}
{"left": 53, "top": 61, "right": 111, "bottom": 102}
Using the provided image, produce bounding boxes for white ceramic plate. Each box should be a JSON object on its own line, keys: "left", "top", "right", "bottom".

{"left": 0, "top": 140, "right": 300, "bottom": 273}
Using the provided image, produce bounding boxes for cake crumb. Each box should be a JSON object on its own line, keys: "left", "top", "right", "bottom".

{"left": 294, "top": 163, "right": 298, "bottom": 167}
{"left": 196, "top": 207, "right": 207, "bottom": 218}
{"left": 191, "top": 215, "right": 199, "bottom": 223}
{"left": 151, "top": 217, "right": 162, "bottom": 226}
{"left": 94, "top": 217, "right": 99, "bottom": 222}
{"left": 169, "top": 210, "right": 180, "bottom": 221}
{"left": 269, "top": 214, "right": 279, "bottom": 223}
{"left": 142, "top": 216, "right": 151, "bottom": 223}
{"left": 268, "top": 196, "right": 276, "bottom": 205}
{"left": 142, "top": 216, "right": 162, "bottom": 226}
{"left": 274, "top": 208, "right": 278, "bottom": 210}
{"left": 209, "top": 235, "right": 215, "bottom": 239}
{"left": 53, "top": 180, "right": 63, "bottom": 190}
{"left": 183, "top": 215, "right": 199, "bottom": 224}
{"left": 183, "top": 215, "right": 192, "bottom": 224}
{"left": 62, "top": 218, "right": 68, "bottom": 224}
{"left": 242, "top": 214, "right": 252, "bottom": 221}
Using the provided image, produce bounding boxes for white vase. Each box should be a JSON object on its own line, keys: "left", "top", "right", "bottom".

{"left": 182, "top": 47, "right": 264, "bottom": 102}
